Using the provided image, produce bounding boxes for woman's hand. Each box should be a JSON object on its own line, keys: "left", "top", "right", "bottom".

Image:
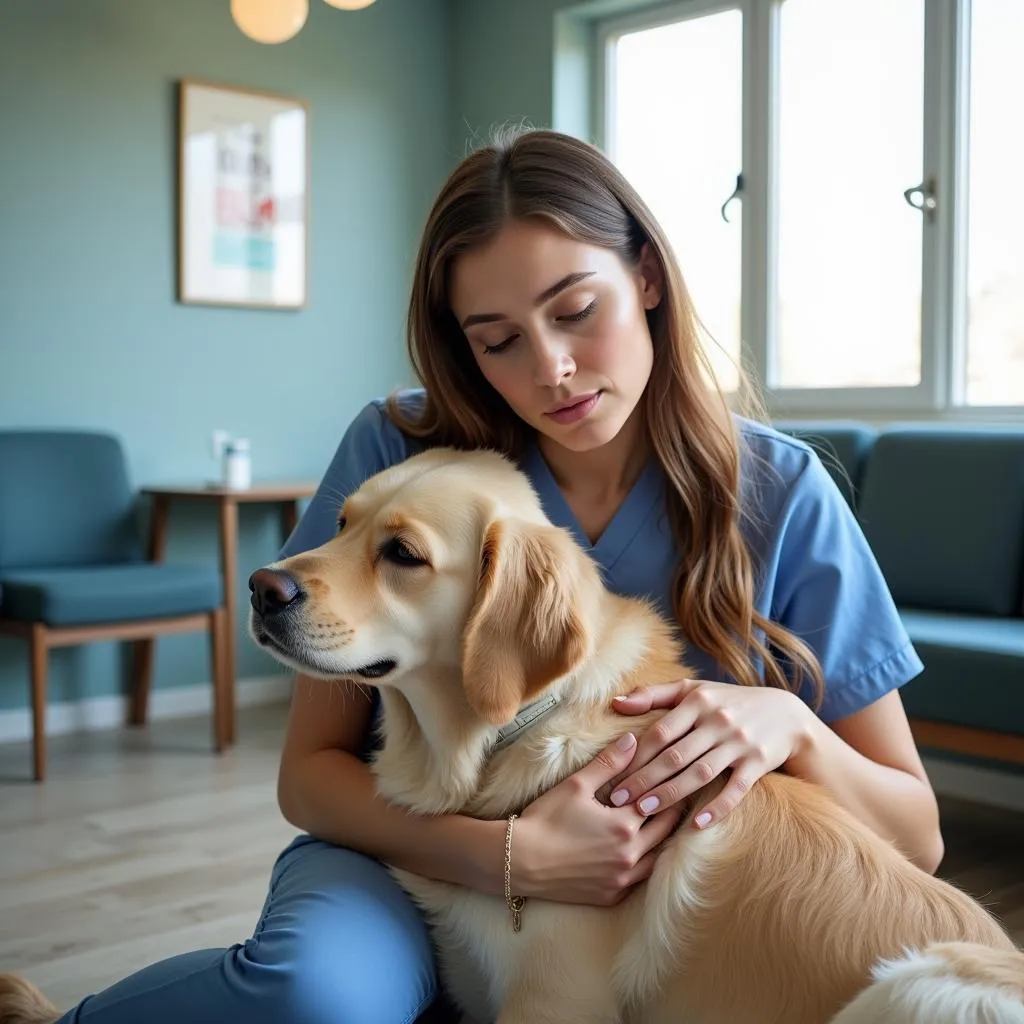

{"left": 608, "top": 679, "right": 815, "bottom": 829}
{"left": 512, "top": 732, "right": 685, "bottom": 906}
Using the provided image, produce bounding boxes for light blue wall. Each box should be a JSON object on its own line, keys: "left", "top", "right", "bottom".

{"left": 0, "top": 0, "right": 452, "bottom": 711}
{"left": 448, "top": 0, "right": 651, "bottom": 152}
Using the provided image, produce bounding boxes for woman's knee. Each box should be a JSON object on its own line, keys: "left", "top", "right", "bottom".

{"left": 248, "top": 839, "right": 438, "bottom": 1023}
{"left": 278, "top": 960, "right": 436, "bottom": 1024}
{"left": 240, "top": 932, "right": 436, "bottom": 1024}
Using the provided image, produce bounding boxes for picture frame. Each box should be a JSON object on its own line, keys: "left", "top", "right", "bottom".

{"left": 177, "top": 78, "right": 309, "bottom": 310}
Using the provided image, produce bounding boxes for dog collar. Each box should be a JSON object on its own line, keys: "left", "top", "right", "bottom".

{"left": 489, "top": 692, "right": 560, "bottom": 753}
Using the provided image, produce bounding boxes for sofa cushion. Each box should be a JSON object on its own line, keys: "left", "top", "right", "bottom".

{"left": 0, "top": 563, "right": 222, "bottom": 626}
{"left": 857, "top": 428, "right": 1024, "bottom": 616}
{"left": 772, "top": 421, "right": 876, "bottom": 509}
{"left": 899, "top": 608, "right": 1024, "bottom": 736}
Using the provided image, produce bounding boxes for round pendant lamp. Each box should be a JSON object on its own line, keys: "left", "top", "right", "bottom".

{"left": 231, "top": 0, "right": 309, "bottom": 44}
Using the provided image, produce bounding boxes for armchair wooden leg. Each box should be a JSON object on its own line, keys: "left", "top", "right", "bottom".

{"left": 209, "top": 608, "right": 231, "bottom": 752}
{"left": 128, "top": 638, "right": 155, "bottom": 727}
{"left": 29, "top": 624, "right": 48, "bottom": 783}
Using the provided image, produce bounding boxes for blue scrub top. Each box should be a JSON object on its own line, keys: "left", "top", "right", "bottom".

{"left": 279, "top": 390, "right": 923, "bottom": 724}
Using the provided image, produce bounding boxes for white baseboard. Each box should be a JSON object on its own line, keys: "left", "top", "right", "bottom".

{"left": 922, "top": 754, "right": 1024, "bottom": 814}
{"left": 0, "top": 674, "right": 292, "bottom": 745}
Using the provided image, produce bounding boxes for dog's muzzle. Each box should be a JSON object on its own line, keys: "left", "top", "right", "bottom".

{"left": 247, "top": 567, "right": 398, "bottom": 680}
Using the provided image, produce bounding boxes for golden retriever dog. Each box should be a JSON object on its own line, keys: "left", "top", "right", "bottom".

{"left": 246, "top": 447, "right": 1023, "bottom": 1024}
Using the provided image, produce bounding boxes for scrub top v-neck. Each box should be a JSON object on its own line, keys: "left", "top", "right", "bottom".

{"left": 518, "top": 442, "right": 667, "bottom": 577}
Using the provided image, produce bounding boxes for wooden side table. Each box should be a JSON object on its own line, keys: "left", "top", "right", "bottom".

{"left": 137, "top": 481, "right": 317, "bottom": 744}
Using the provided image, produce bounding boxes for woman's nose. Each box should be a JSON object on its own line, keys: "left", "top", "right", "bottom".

{"left": 532, "top": 338, "right": 575, "bottom": 388}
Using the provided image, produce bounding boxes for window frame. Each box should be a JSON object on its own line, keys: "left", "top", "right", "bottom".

{"left": 595, "top": 0, "right": 1022, "bottom": 422}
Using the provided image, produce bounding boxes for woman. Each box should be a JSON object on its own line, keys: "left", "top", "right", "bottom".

{"left": 3, "top": 127, "right": 942, "bottom": 1024}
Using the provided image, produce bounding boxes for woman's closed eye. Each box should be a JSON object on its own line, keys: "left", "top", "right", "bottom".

{"left": 480, "top": 300, "right": 599, "bottom": 356}
{"left": 559, "top": 298, "right": 598, "bottom": 323}
{"left": 483, "top": 334, "right": 518, "bottom": 356}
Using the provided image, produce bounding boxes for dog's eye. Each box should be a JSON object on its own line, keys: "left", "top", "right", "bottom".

{"left": 382, "top": 537, "right": 427, "bottom": 567}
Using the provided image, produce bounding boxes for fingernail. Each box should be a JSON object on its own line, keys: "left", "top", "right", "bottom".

{"left": 695, "top": 811, "right": 712, "bottom": 828}
{"left": 638, "top": 796, "right": 660, "bottom": 814}
{"left": 610, "top": 789, "right": 629, "bottom": 806}
{"left": 613, "top": 695, "right": 629, "bottom": 702}
{"left": 616, "top": 732, "right": 636, "bottom": 751}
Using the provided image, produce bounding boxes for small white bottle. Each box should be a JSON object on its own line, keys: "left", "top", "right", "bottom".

{"left": 223, "top": 438, "right": 252, "bottom": 490}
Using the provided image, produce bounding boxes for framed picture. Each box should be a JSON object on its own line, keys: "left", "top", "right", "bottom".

{"left": 177, "top": 78, "right": 309, "bottom": 309}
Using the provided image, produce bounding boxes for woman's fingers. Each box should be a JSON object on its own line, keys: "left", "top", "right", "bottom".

{"left": 610, "top": 724, "right": 717, "bottom": 809}
{"left": 611, "top": 678, "right": 700, "bottom": 715}
{"left": 618, "top": 847, "right": 663, "bottom": 896}
{"left": 599, "top": 703, "right": 703, "bottom": 806}
{"left": 573, "top": 730, "right": 640, "bottom": 795}
{"left": 631, "top": 742, "right": 748, "bottom": 816}
{"left": 616, "top": 807, "right": 686, "bottom": 895}
{"left": 637, "top": 803, "right": 685, "bottom": 850}
{"left": 690, "top": 758, "right": 766, "bottom": 829}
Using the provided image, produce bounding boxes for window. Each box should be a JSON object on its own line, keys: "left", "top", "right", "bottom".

{"left": 605, "top": 6, "right": 744, "bottom": 392}
{"left": 599, "top": 0, "right": 1024, "bottom": 416}
{"left": 965, "top": 0, "right": 1024, "bottom": 406}
{"left": 776, "top": 0, "right": 924, "bottom": 391}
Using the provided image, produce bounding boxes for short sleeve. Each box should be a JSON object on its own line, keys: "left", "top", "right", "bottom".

{"left": 277, "top": 400, "right": 413, "bottom": 560}
{"left": 755, "top": 443, "right": 924, "bottom": 722}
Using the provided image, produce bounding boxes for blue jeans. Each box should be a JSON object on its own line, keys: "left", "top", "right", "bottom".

{"left": 56, "top": 834, "right": 440, "bottom": 1024}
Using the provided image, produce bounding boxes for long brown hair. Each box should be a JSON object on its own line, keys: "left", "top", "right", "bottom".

{"left": 387, "top": 126, "right": 824, "bottom": 705}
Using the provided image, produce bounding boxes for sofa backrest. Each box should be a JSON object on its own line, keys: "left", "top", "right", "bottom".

{"left": 856, "top": 427, "right": 1024, "bottom": 616}
{"left": 0, "top": 430, "right": 142, "bottom": 570}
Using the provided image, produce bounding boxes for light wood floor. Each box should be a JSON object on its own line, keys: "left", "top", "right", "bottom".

{"left": 1, "top": 704, "right": 1022, "bottom": 1015}
{"left": 0, "top": 704, "right": 298, "bottom": 1011}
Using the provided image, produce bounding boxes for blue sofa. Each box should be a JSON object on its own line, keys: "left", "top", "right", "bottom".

{"left": 774, "top": 420, "right": 1024, "bottom": 768}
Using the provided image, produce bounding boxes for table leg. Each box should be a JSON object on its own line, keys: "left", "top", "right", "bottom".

{"left": 30, "top": 624, "right": 49, "bottom": 783}
{"left": 130, "top": 495, "right": 169, "bottom": 727}
{"left": 218, "top": 497, "right": 239, "bottom": 745}
{"left": 209, "top": 608, "right": 230, "bottom": 753}
{"left": 280, "top": 499, "right": 300, "bottom": 547}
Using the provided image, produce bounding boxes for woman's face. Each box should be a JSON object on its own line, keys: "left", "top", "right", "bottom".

{"left": 449, "top": 218, "right": 662, "bottom": 454}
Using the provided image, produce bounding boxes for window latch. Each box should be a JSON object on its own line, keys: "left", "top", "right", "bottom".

{"left": 903, "top": 177, "right": 938, "bottom": 221}
{"left": 720, "top": 173, "right": 744, "bottom": 223}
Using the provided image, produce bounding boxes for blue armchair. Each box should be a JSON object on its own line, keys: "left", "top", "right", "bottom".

{"left": 0, "top": 430, "right": 228, "bottom": 781}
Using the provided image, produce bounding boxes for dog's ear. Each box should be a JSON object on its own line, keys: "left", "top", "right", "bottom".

{"left": 461, "top": 518, "right": 590, "bottom": 725}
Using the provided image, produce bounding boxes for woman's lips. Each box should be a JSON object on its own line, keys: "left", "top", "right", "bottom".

{"left": 544, "top": 391, "right": 602, "bottom": 425}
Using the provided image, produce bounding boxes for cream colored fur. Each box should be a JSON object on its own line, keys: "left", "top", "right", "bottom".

{"left": 0, "top": 974, "right": 59, "bottom": 1024}
{"left": 252, "top": 447, "right": 1024, "bottom": 1024}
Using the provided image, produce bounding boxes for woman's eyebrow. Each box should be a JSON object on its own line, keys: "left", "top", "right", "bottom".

{"left": 460, "top": 271, "right": 596, "bottom": 329}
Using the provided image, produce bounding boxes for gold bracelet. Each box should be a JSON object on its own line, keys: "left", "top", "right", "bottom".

{"left": 504, "top": 813, "right": 526, "bottom": 932}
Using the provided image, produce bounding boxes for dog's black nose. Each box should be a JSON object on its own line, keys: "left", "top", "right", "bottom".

{"left": 249, "top": 568, "right": 304, "bottom": 617}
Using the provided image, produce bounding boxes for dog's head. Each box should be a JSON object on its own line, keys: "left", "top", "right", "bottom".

{"left": 249, "top": 448, "right": 597, "bottom": 725}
